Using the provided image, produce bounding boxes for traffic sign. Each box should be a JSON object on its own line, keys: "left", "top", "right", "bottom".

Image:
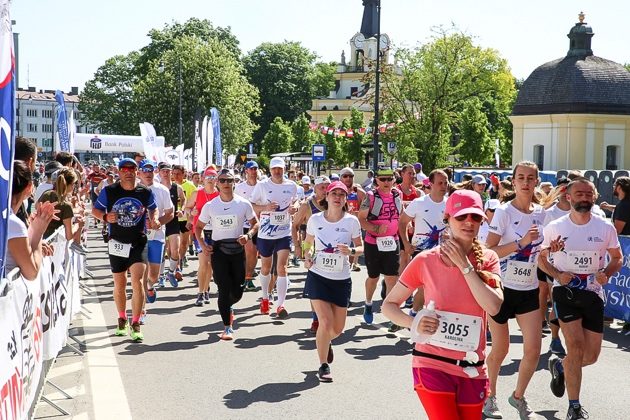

{"left": 312, "top": 144, "right": 326, "bottom": 162}
{"left": 246, "top": 154, "right": 258, "bottom": 159}
{"left": 387, "top": 142, "right": 397, "bottom": 155}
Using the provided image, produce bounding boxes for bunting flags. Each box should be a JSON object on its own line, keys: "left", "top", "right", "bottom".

{"left": 308, "top": 121, "right": 397, "bottom": 138}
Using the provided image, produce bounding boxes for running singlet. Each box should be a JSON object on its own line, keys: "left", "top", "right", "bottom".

{"left": 306, "top": 212, "right": 362, "bottom": 280}
{"left": 250, "top": 178, "right": 297, "bottom": 240}
{"left": 397, "top": 184, "right": 421, "bottom": 202}
{"left": 197, "top": 195, "right": 255, "bottom": 241}
{"left": 88, "top": 172, "right": 107, "bottom": 193}
{"left": 194, "top": 189, "right": 219, "bottom": 230}
{"left": 168, "top": 184, "right": 179, "bottom": 210}
{"left": 179, "top": 180, "right": 197, "bottom": 221}
{"left": 542, "top": 214, "right": 619, "bottom": 300}
{"left": 146, "top": 183, "right": 173, "bottom": 242}
{"left": 487, "top": 202, "right": 545, "bottom": 291}
{"left": 347, "top": 188, "right": 360, "bottom": 213}
{"left": 94, "top": 183, "right": 157, "bottom": 244}
{"left": 361, "top": 190, "right": 401, "bottom": 246}
{"left": 399, "top": 247, "right": 500, "bottom": 379}
{"left": 235, "top": 181, "right": 258, "bottom": 228}
{"left": 403, "top": 195, "right": 447, "bottom": 253}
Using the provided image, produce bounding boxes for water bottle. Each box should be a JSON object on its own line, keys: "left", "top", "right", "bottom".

{"left": 410, "top": 300, "right": 438, "bottom": 343}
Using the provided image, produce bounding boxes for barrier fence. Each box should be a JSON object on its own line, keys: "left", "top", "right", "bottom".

{"left": 0, "top": 228, "right": 85, "bottom": 420}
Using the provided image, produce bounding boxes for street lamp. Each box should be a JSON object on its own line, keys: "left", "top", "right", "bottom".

{"left": 361, "top": 0, "right": 382, "bottom": 173}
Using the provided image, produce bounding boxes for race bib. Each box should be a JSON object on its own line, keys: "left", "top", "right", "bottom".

{"left": 315, "top": 253, "right": 344, "bottom": 273}
{"left": 108, "top": 240, "right": 131, "bottom": 258}
{"left": 214, "top": 214, "right": 237, "bottom": 231}
{"left": 428, "top": 310, "right": 481, "bottom": 352}
{"left": 567, "top": 251, "right": 599, "bottom": 275}
{"left": 376, "top": 236, "right": 397, "bottom": 252}
{"left": 269, "top": 212, "right": 288, "bottom": 226}
{"left": 505, "top": 261, "right": 537, "bottom": 287}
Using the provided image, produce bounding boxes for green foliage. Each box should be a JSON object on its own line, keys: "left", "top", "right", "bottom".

{"left": 79, "top": 53, "right": 140, "bottom": 135}
{"left": 135, "top": 36, "right": 259, "bottom": 153}
{"left": 310, "top": 62, "right": 337, "bottom": 97}
{"left": 458, "top": 98, "right": 493, "bottom": 165}
{"left": 322, "top": 113, "right": 341, "bottom": 166}
{"left": 290, "top": 114, "right": 315, "bottom": 153}
{"left": 243, "top": 42, "right": 317, "bottom": 147}
{"left": 381, "top": 26, "right": 516, "bottom": 171}
{"left": 342, "top": 108, "right": 366, "bottom": 166}
{"left": 262, "top": 117, "right": 294, "bottom": 156}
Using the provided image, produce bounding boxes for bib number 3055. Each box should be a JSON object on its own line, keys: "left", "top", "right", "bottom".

{"left": 108, "top": 240, "right": 131, "bottom": 258}
{"left": 428, "top": 310, "right": 481, "bottom": 352}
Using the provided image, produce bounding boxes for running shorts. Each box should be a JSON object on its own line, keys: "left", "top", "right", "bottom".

{"left": 364, "top": 242, "right": 400, "bottom": 278}
{"left": 179, "top": 220, "right": 189, "bottom": 233}
{"left": 304, "top": 270, "right": 351, "bottom": 308}
{"left": 257, "top": 236, "right": 292, "bottom": 258}
{"left": 165, "top": 219, "right": 180, "bottom": 237}
{"left": 490, "top": 287, "right": 539, "bottom": 324}
{"left": 552, "top": 286, "right": 604, "bottom": 333}
{"left": 109, "top": 243, "right": 148, "bottom": 274}
{"left": 147, "top": 240, "right": 165, "bottom": 265}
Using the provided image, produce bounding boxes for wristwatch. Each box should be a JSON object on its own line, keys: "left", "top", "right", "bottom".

{"left": 461, "top": 264, "right": 475, "bottom": 275}
{"left": 350, "top": 247, "right": 356, "bottom": 256}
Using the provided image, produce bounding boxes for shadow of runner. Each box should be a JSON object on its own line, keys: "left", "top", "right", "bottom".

{"left": 345, "top": 337, "right": 412, "bottom": 360}
{"left": 223, "top": 371, "right": 319, "bottom": 409}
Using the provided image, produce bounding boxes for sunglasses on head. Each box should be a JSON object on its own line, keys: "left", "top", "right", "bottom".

{"left": 454, "top": 213, "right": 484, "bottom": 223}
{"left": 205, "top": 176, "right": 217, "bottom": 181}
{"left": 218, "top": 178, "right": 234, "bottom": 184}
{"left": 342, "top": 174, "right": 354, "bottom": 178}
{"left": 377, "top": 177, "right": 394, "bottom": 182}
{"left": 139, "top": 167, "right": 154, "bottom": 173}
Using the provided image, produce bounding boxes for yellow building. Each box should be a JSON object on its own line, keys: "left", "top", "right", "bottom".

{"left": 510, "top": 14, "right": 630, "bottom": 171}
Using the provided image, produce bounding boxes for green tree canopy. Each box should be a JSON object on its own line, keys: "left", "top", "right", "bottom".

{"left": 262, "top": 117, "right": 294, "bottom": 156}
{"left": 290, "top": 114, "right": 316, "bottom": 153}
{"left": 310, "top": 62, "right": 337, "bottom": 97}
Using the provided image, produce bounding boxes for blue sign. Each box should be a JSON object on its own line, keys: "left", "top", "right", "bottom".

{"left": 603, "top": 235, "right": 630, "bottom": 322}
{"left": 210, "top": 108, "right": 222, "bottom": 166}
{"left": 312, "top": 144, "right": 326, "bottom": 162}
{"left": 0, "top": 3, "right": 15, "bottom": 278}
{"left": 55, "top": 90, "right": 70, "bottom": 151}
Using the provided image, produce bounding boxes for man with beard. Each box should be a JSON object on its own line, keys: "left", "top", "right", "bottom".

{"left": 539, "top": 177, "right": 622, "bottom": 420}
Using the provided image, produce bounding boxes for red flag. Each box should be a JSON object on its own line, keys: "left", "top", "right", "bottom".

{"left": 321, "top": 126, "right": 328, "bottom": 134}
{"left": 347, "top": 129, "right": 354, "bottom": 138}
{"left": 358, "top": 127, "right": 366, "bottom": 134}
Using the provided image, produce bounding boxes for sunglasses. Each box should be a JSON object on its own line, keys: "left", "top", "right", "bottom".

{"left": 205, "top": 176, "right": 217, "bottom": 181}
{"left": 377, "top": 177, "right": 394, "bottom": 182}
{"left": 218, "top": 178, "right": 234, "bottom": 184}
{"left": 341, "top": 174, "right": 354, "bottom": 178}
{"left": 119, "top": 166, "right": 137, "bottom": 172}
{"left": 454, "top": 213, "right": 484, "bottom": 223}
{"left": 139, "top": 167, "right": 155, "bottom": 173}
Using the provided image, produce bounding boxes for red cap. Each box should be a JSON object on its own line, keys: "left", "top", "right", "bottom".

{"left": 422, "top": 178, "right": 431, "bottom": 187}
{"left": 444, "top": 190, "right": 486, "bottom": 220}
{"left": 326, "top": 181, "right": 348, "bottom": 194}
{"left": 204, "top": 168, "right": 218, "bottom": 177}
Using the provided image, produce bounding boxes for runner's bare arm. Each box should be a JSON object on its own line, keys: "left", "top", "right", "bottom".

{"left": 597, "top": 247, "right": 623, "bottom": 285}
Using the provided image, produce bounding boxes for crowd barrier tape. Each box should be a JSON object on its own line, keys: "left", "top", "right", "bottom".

{"left": 0, "top": 227, "right": 85, "bottom": 420}
{"left": 603, "top": 235, "right": 630, "bottom": 322}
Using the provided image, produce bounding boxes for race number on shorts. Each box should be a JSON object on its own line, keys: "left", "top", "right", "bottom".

{"left": 109, "top": 240, "right": 131, "bottom": 258}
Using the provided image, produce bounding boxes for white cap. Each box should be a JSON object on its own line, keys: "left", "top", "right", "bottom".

{"left": 339, "top": 167, "right": 354, "bottom": 176}
{"left": 314, "top": 176, "right": 331, "bottom": 185}
{"left": 301, "top": 176, "right": 311, "bottom": 185}
{"left": 270, "top": 157, "right": 285, "bottom": 169}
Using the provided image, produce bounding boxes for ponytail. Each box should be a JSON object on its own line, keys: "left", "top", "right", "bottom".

{"left": 472, "top": 237, "right": 502, "bottom": 289}
{"left": 54, "top": 168, "right": 78, "bottom": 204}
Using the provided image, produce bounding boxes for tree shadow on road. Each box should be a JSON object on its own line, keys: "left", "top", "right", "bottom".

{"left": 344, "top": 337, "right": 412, "bottom": 360}
{"left": 222, "top": 371, "right": 319, "bottom": 409}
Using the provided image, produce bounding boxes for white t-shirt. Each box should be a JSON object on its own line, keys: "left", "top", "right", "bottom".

{"left": 403, "top": 194, "right": 447, "bottom": 252}
{"left": 34, "top": 182, "right": 53, "bottom": 203}
{"left": 146, "top": 183, "right": 173, "bottom": 242}
{"left": 198, "top": 194, "right": 255, "bottom": 241}
{"left": 250, "top": 178, "right": 298, "bottom": 240}
{"left": 97, "top": 178, "right": 112, "bottom": 193}
{"left": 542, "top": 214, "right": 620, "bottom": 300}
{"left": 235, "top": 181, "right": 258, "bottom": 228}
{"left": 6, "top": 211, "right": 28, "bottom": 273}
{"left": 478, "top": 223, "right": 490, "bottom": 245}
{"left": 487, "top": 202, "right": 545, "bottom": 290}
{"left": 306, "top": 212, "right": 362, "bottom": 280}
{"left": 296, "top": 185, "right": 305, "bottom": 200}
{"left": 415, "top": 172, "right": 427, "bottom": 182}
{"left": 544, "top": 203, "right": 607, "bottom": 226}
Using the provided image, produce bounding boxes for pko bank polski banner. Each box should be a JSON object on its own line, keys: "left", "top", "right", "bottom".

{"left": 603, "top": 235, "right": 630, "bottom": 322}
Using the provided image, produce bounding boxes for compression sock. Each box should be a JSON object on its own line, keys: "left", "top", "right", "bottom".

{"left": 312, "top": 312, "right": 318, "bottom": 321}
{"left": 118, "top": 311, "right": 127, "bottom": 320}
{"left": 169, "top": 258, "right": 178, "bottom": 272}
{"left": 276, "top": 276, "right": 288, "bottom": 307}
{"left": 259, "top": 273, "right": 271, "bottom": 300}
{"left": 569, "top": 400, "right": 580, "bottom": 408}
{"left": 131, "top": 315, "right": 140, "bottom": 325}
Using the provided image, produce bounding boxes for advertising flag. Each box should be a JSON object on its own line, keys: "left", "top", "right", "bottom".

{"left": 193, "top": 111, "right": 200, "bottom": 171}
{"left": 0, "top": 0, "right": 15, "bottom": 277}
{"left": 199, "top": 115, "right": 208, "bottom": 170}
{"left": 55, "top": 90, "right": 70, "bottom": 151}
{"left": 68, "top": 106, "right": 76, "bottom": 154}
{"left": 206, "top": 113, "right": 213, "bottom": 167}
{"left": 210, "top": 108, "right": 222, "bottom": 166}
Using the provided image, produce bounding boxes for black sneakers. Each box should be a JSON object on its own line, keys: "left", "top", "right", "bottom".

{"left": 548, "top": 355, "right": 565, "bottom": 398}
{"left": 318, "top": 363, "right": 332, "bottom": 383}
{"left": 566, "top": 404, "right": 589, "bottom": 420}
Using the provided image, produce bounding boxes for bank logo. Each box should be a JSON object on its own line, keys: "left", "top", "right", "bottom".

{"left": 90, "top": 136, "right": 102, "bottom": 149}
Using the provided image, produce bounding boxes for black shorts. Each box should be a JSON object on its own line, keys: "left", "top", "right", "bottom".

{"left": 304, "top": 270, "right": 352, "bottom": 308}
{"left": 109, "top": 243, "right": 148, "bottom": 273}
{"left": 537, "top": 267, "right": 552, "bottom": 283}
{"left": 364, "top": 242, "right": 400, "bottom": 278}
{"left": 179, "top": 220, "right": 189, "bottom": 233}
{"left": 490, "top": 287, "right": 540, "bottom": 324}
{"left": 165, "top": 219, "right": 180, "bottom": 237}
{"left": 552, "top": 286, "right": 604, "bottom": 333}
{"left": 243, "top": 227, "right": 258, "bottom": 246}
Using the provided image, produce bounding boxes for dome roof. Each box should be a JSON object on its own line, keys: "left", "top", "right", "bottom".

{"left": 512, "top": 15, "right": 630, "bottom": 116}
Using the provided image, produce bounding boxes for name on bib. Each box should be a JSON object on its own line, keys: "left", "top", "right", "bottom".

{"left": 505, "top": 260, "right": 537, "bottom": 287}
{"left": 214, "top": 214, "right": 237, "bottom": 230}
{"left": 427, "top": 310, "right": 481, "bottom": 352}
{"left": 315, "top": 253, "right": 344, "bottom": 273}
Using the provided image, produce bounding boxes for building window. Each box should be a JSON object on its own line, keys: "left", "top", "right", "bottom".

{"left": 606, "top": 145, "right": 619, "bottom": 170}
{"left": 42, "top": 139, "right": 52, "bottom": 147}
{"left": 27, "top": 123, "right": 38, "bottom": 133}
{"left": 42, "top": 124, "right": 53, "bottom": 133}
{"left": 533, "top": 145, "right": 544, "bottom": 171}
{"left": 42, "top": 109, "right": 53, "bottom": 119}
{"left": 26, "top": 108, "right": 37, "bottom": 117}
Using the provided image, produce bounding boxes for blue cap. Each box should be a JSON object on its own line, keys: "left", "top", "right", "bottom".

{"left": 330, "top": 173, "right": 340, "bottom": 181}
{"left": 139, "top": 159, "right": 156, "bottom": 169}
{"left": 118, "top": 158, "right": 138, "bottom": 169}
{"left": 245, "top": 161, "right": 259, "bottom": 169}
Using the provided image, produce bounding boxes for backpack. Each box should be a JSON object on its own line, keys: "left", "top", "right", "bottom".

{"left": 367, "top": 188, "right": 403, "bottom": 221}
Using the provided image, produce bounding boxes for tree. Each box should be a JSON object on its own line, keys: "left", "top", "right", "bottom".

{"left": 343, "top": 108, "right": 366, "bottom": 167}
{"left": 134, "top": 36, "right": 259, "bottom": 152}
{"left": 290, "top": 114, "right": 315, "bottom": 153}
{"left": 322, "top": 113, "right": 341, "bottom": 166}
{"left": 243, "top": 41, "right": 317, "bottom": 147}
{"left": 458, "top": 98, "right": 493, "bottom": 165}
{"left": 310, "top": 62, "right": 337, "bottom": 97}
{"left": 381, "top": 26, "right": 516, "bottom": 171}
{"left": 262, "top": 117, "right": 294, "bottom": 156}
{"left": 79, "top": 53, "right": 140, "bottom": 135}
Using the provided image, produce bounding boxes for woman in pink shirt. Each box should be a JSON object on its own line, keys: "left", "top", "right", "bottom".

{"left": 382, "top": 190, "right": 503, "bottom": 420}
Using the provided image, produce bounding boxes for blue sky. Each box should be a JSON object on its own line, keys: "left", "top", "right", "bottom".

{"left": 11, "top": 0, "right": 630, "bottom": 91}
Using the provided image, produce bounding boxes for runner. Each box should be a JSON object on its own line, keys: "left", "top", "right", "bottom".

{"left": 234, "top": 160, "right": 260, "bottom": 290}
{"left": 301, "top": 176, "right": 314, "bottom": 198}
{"left": 293, "top": 175, "right": 331, "bottom": 333}
{"left": 382, "top": 189, "right": 503, "bottom": 420}
{"left": 173, "top": 164, "right": 197, "bottom": 266}
{"left": 339, "top": 167, "right": 366, "bottom": 272}
{"left": 396, "top": 164, "right": 424, "bottom": 276}
{"left": 398, "top": 169, "right": 449, "bottom": 316}
{"left": 159, "top": 162, "right": 187, "bottom": 286}
{"left": 302, "top": 181, "right": 363, "bottom": 382}
{"left": 186, "top": 167, "right": 219, "bottom": 306}
{"left": 195, "top": 169, "right": 259, "bottom": 340}
{"left": 34, "top": 161, "right": 62, "bottom": 203}
{"left": 357, "top": 168, "right": 402, "bottom": 331}
{"left": 250, "top": 156, "right": 298, "bottom": 318}
{"left": 538, "top": 177, "right": 622, "bottom": 420}
{"left": 138, "top": 160, "right": 174, "bottom": 313}
{"left": 483, "top": 160, "right": 545, "bottom": 419}
{"left": 92, "top": 158, "right": 159, "bottom": 342}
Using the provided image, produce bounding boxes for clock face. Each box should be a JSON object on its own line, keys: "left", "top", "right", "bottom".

{"left": 354, "top": 33, "right": 365, "bottom": 49}
{"left": 379, "top": 34, "right": 390, "bottom": 50}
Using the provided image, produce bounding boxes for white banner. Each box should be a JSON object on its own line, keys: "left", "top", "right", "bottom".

{"left": 206, "top": 115, "right": 213, "bottom": 167}
{"left": 75, "top": 133, "right": 165, "bottom": 153}
{"left": 199, "top": 116, "right": 208, "bottom": 170}
{"left": 183, "top": 149, "right": 192, "bottom": 171}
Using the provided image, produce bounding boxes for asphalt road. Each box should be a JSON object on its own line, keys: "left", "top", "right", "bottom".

{"left": 34, "top": 229, "right": 630, "bottom": 420}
